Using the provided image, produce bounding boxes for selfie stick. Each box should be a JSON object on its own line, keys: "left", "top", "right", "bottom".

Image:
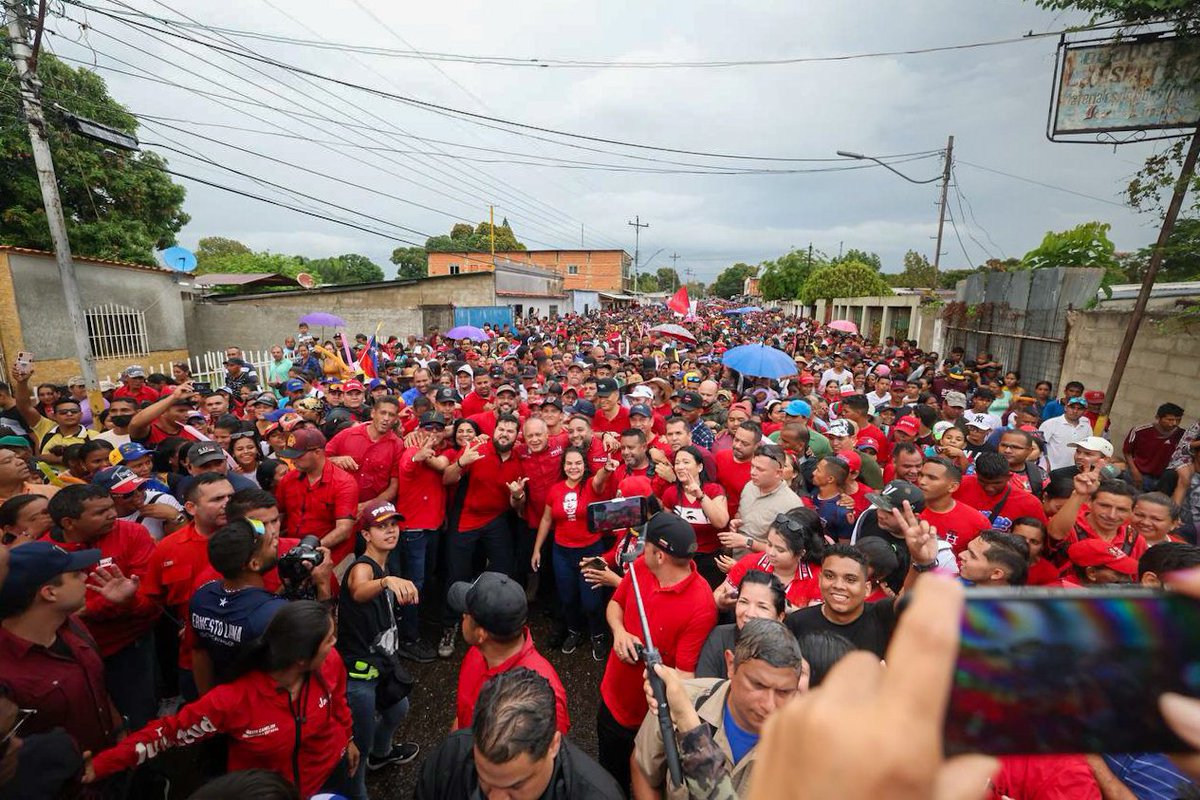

{"left": 623, "top": 543, "right": 684, "bottom": 788}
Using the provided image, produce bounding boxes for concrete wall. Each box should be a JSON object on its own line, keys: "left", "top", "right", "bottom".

{"left": 568, "top": 290, "right": 600, "bottom": 315}
{"left": 185, "top": 273, "right": 496, "bottom": 354}
{"left": 1061, "top": 309, "right": 1200, "bottom": 437}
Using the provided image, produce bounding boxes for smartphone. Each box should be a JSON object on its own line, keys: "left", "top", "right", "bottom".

{"left": 13, "top": 350, "right": 33, "bottom": 378}
{"left": 944, "top": 588, "right": 1200, "bottom": 755}
{"left": 582, "top": 556, "right": 608, "bottom": 571}
{"left": 192, "top": 381, "right": 212, "bottom": 395}
{"left": 587, "top": 496, "right": 649, "bottom": 533}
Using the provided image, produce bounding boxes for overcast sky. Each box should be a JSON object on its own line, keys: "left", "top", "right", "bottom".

{"left": 45, "top": 0, "right": 1173, "bottom": 281}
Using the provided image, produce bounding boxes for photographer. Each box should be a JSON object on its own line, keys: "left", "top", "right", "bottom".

{"left": 339, "top": 501, "right": 421, "bottom": 800}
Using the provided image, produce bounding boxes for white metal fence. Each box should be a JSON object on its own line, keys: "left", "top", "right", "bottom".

{"left": 99, "top": 348, "right": 278, "bottom": 388}
{"left": 86, "top": 304, "right": 149, "bottom": 360}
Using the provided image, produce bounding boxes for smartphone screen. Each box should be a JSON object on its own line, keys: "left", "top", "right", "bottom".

{"left": 587, "top": 496, "right": 648, "bottom": 533}
{"left": 945, "top": 588, "right": 1200, "bottom": 755}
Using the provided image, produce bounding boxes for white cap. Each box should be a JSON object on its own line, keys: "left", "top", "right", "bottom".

{"left": 629, "top": 385, "right": 654, "bottom": 400}
{"left": 456, "top": 364, "right": 473, "bottom": 376}
{"left": 1068, "top": 436, "right": 1113, "bottom": 457}
{"left": 964, "top": 413, "right": 994, "bottom": 431}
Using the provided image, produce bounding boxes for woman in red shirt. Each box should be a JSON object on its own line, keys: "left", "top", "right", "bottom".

{"left": 715, "top": 507, "right": 824, "bottom": 611}
{"left": 1011, "top": 516, "right": 1062, "bottom": 586}
{"left": 660, "top": 446, "right": 729, "bottom": 589}
{"left": 531, "top": 446, "right": 616, "bottom": 657}
{"left": 87, "top": 601, "right": 356, "bottom": 798}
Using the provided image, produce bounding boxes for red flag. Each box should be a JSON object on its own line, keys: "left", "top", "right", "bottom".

{"left": 667, "top": 286, "right": 690, "bottom": 315}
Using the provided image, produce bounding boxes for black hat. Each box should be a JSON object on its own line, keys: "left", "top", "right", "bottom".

{"left": 434, "top": 387, "right": 460, "bottom": 404}
{"left": 677, "top": 391, "right": 703, "bottom": 411}
{"left": 645, "top": 512, "right": 697, "bottom": 558}
{"left": 223, "top": 357, "right": 248, "bottom": 367}
{"left": 188, "top": 441, "right": 226, "bottom": 466}
{"left": 488, "top": 366, "right": 504, "bottom": 378}
{"left": 865, "top": 479, "right": 926, "bottom": 514}
{"left": 0, "top": 542, "right": 101, "bottom": 613}
{"left": 628, "top": 404, "right": 653, "bottom": 418}
{"left": 541, "top": 397, "right": 564, "bottom": 411}
{"left": 595, "top": 377, "right": 619, "bottom": 397}
{"left": 447, "top": 571, "right": 527, "bottom": 638}
{"left": 419, "top": 411, "right": 447, "bottom": 428}
{"left": 568, "top": 399, "right": 596, "bottom": 418}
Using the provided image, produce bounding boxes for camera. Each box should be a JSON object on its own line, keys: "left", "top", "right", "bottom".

{"left": 277, "top": 535, "right": 324, "bottom": 599}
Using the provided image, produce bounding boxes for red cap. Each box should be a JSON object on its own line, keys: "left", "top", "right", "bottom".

{"left": 342, "top": 379, "right": 365, "bottom": 393}
{"left": 836, "top": 450, "right": 862, "bottom": 472}
{"left": 856, "top": 436, "right": 880, "bottom": 452}
{"left": 618, "top": 475, "right": 653, "bottom": 499}
{"left": 1083, "top": 390, "right": 1105, "bottom": 404}
{"left": 1067, "top": 538, "right": 1136, "bottom": 576}
{"left": 277, "top": 427, "right": 327, "bottom": 459}
{"left": 894, "top": 416, "right": 920, "bottom": 436}
{"left": 357, "top": 500, "right": 404, "bottom": 530}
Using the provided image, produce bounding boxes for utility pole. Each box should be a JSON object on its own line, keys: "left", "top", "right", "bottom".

{"left": 489, "top": 204, "right": 495, "bottom": 261}
{"left": 931, "top": 134, "right": 955, "bottom": 285}
{"left": 628, "top": 215, "right": 649, "bottom": 293}
{"left": 669, "top": 252, "right": 680, "bottom": 289}
{"left": 5, "top": 0, "right": 100, "bottom": 402}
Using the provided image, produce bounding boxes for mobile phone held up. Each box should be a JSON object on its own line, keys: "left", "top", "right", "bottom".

{"left": 587, "top": 496, "right": 648, "bottom": 533}
{"left": 944, "top": 588, "right": 1200, "bottom": 755}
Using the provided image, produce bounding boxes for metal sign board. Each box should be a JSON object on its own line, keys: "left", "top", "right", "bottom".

{"left": 1051, "top": 36, "right": 1200, "bottom": 137}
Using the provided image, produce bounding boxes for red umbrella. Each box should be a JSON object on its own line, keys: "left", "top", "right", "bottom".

{"left": 649, "top": 323, "right": 697, "bottom": 344}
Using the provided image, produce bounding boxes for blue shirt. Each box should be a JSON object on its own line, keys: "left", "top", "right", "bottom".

{"left": 401, "top": 387, "right": 423, "bottom": 406}
{"left": 189, "top": 581, "right": 287, "bottom": 683}
{"left": 1042, "top": 399, "right": 1065, "bottom": 422}
{"left": 1103, "top": 753, "right": 1195, "bottom": 800}
{"left": 810, "top": 493, "right": 854, "bottom": 541}
{"left": 722, "top": 702, "right": 759, "bottom": 764}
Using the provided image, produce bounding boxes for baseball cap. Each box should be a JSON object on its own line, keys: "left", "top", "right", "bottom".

{"left": 866, "top": 480, "right": 926, "bottom": 514}
{"left": 836, "top": 450, "right": 862, "bottom": 472}
{"left": 1069, "top": 436, "right": 1114, "bottom": 457}
{"left": 1066, "top": 396, "right": 1088, "bottom": 407}
{"left": 628, "top": 404, "right": 653, "bottom": 418}
{"left": 91, "top": 465, "right": 145, "bottom": 494}
{"left": 99, "top": 380, "right": 117, "bottom": 392}
{"left": 223, "top": 357, "right": 248, "bottom": 367}
{"left": 0, "top": 435, "right": 30, "bottom": 449}
{"left": 285, "top": 378, "right": 306, "bottom": 392}
{"left": 964, "top": 413, "right": 994, "bottom": 431}
{"left": 618, "top": 475, "right": 653, "bottom": 498}
{"left": 110, "top": 442, "right": 153, "bottom": 466}
{"left": 295, "top": 397, "right": 323, "bottom": 413}
{"left": 932, "top": 420, "right": 955, "bottom": 440}
{"left": 595, "top": 378, "right": 619, "bottom": 397}
{"left": 628, "top": 385, "right": 654, "bottom": 401}
{"left": 839, "top": 384, "right": 856, "bottom": 397}
{"left": 419, "top": 411, "right": 447, "bottom": 428}
{"left": 122, "top": 365, "right": 146, "bottom": 378}
{"left": 341, "top": 379, "right": 365, "bottom": 393}
{"left": 1083, "top": 390, "right": 1105, "bottom": 404}
{"left": 569, "top": 399, "right": 596, "bottom": 418}
{"left": 785, "top": 399, "right": 812, "bottom": 418}
{"left": 1067, "top": 538, "right": 1137, "bottom": 577}
{"left": 456, "top": 364, "right": 474, "bottom": 376}
{"left": 894, "top": 416, "right": 920, "bottom": 437}
{"left": 494, "top": 381, "right": 518, "bottom": 396}
{"left": 825, "top": 419, "right": 853, "bottom": 438}
{"left": 0, "top": 542, "right": 102, "bottom": 613}
{"left": 278, "top": 427, "right": 328, "bottom": 459}
{"left": 944, "top": 391, "right": 967, "bottom": 408}
{"left": 446, "top": 571, "right": 527, "bottom": 638}
{"left": 644, "top": 512, "right": 697, "bottom": 558}
{"left": 856, "top": 436, "right": 880, "bottom": 453}
{"left": 677, "top": 391, "right": 703, "bottom": 411}
{"left": 250, "top": 391, "right": 277, "bottom": 408}
{"left": 947, "top": 367, "right": 965, "bottom": 380}
{"left": 66, "top": 375, "right": 85, "bottom": 387}
{"left": 357, "top": 500, "right": 404, "bottom": 530}
{"left": 188, "top": 441, "right": 227, "bottom": 466}
{"left": 434, "top": 387, "right": 461, "bottom": 404}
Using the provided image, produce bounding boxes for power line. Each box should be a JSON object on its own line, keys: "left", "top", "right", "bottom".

{"left": 956, "top": 159, "right": 1128, "bottom": 208}
{"left": 952, "top": 165, "right": 1006, "bottom": 259}
{"left": 945, "top": 205, "right": 976, "bottom": 269}
{"left": 950, "top": 174, "right": 997, "bottom": 261}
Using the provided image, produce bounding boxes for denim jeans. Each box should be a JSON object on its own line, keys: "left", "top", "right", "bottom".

{"left": 345, "top": 676, "right": 410, "bottom": 800}
{"left": 552, "top": 540, "right": 606, "bottom": 637}
{"left": 442, "top": 515, "right": 516, "bottom": 627}
{"left": 387, "top": 528, "right": 434, "bottom": 641}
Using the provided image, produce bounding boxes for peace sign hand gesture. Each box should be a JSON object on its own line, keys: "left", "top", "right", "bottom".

{"left": 891, "top": 500, "right": 939, "bottom": 565}
{"left": 1073, "top": 461, "right": 1101, "bottom": 498}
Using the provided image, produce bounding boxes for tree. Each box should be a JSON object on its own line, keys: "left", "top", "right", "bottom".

{"left": 709, "top": 262, "right": 758, "bottom": 299}
{"left": 390, "top": 245, "right": 428, "bottom": 280}
{"left": 887, "top": 250, "right": 938, "bottom": 289}
{"left": 685, "top": 280, "right": 707, "bottom": 298}
{"left": 799, "top": 260, "right": 893, "bottom": 304}
{"left": 1022, "top": 221, "right": 1121, "bottom": 273}
{"left": 831, "top": 248, "right": 882, "bottom": 271}
{"left": 307, "top": 253, "right": 384, "bottom": 285}
{"left": 1, "top": 54, "right": 189, "bottom": 265}
{"left": 759, "top": 249, "right": 823, "bottom": 300}
{"left": 426, "top": 221, "right": 526, "bottom": 253}
{"left": 195, "top": 250, "right": 307, "bottom": 279}
{"left": 195, "top": 237, "right": 251, "bottom": 267}
{"left": 635, "top": 273, "right": 659, "bottom": 292}
{"left": 1121, "top": 218, "right": 1200, "bottom": 282}
{"left": 655, "top": 267, "right": 681, "bottom": 292}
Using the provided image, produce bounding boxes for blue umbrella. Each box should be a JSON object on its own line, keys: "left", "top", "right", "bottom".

{"left": 722, "top": 344, "right": 797, "bottom": 379}
{"left": 445, "top": 325, "right": 489, "bottom": 342}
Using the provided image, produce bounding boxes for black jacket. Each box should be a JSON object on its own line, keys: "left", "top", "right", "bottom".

{"left": 414, "top": 730, "right": 624, "bottom": 800}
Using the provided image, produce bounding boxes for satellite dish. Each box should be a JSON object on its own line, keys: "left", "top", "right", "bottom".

{"left": 160, "top": 246, "right": 197, "bottom": 272}
{"left": 296, "top": 272, "right": 317, "bottom": 289}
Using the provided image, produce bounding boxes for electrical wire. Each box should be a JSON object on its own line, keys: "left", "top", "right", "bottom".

{"left": 956, "top": 160, "right": 1128, "bottom": 208}
{"left": 950, "top": 177, "right": 997, "bottom": 261}
{"left": 945, "top": 205, "right": 976, "bottom": 269}
{"left": 951, "top": 166, "right": 1006, "bottom": 259}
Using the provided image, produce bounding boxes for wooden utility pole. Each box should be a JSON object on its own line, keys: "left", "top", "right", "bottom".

{"left": 931, "top": 134, "right": 955, "bottom": 285}
{"left": 1099, "top": 126, "right": 1200, "bottom": 425}
{"left": 670, "top": 252, "right": 681, "bottom": 289}
{"left": 628, "top": 216, "right": 649, "bottom": 293}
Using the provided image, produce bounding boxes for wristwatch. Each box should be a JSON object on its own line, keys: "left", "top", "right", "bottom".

{"left": 745, "top": 536, "right": 754, "bottom": 549}
{"left": 913, "top": 560, "right": 939, "bottom": 573}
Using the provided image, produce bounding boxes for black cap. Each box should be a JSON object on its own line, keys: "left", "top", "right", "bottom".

{"left": 628, "top": 404, "right": 652, "bottom": 418}
{"left": 865, "top": 480, "right": 926, "bottom": 514}
{"left": 447, "top": 572, "right": 527, "bottom": 638}
{"left": 0, "top": 542, "right": 101, "bottom": 614}
{"left": 188, "top": 441, "right": 226, "bottom": 466}
{"left": 434, "top": 387, "right": 460, "bottom": 403}
{"left": 223, "top": 357, "right": 247, "bottom": 367}
{"left": 645, "top": 512, "right": 697, "bottom": 558}
{"left": 540, "top": 381, "right": 563, "bottom": 396}
{"left": 488, "top": 366, "right": 504, "bottom": 378}
{"left": 520, "top": 366, "right": 537, "bottom": 378}
{"left": 595, "top": 377, "right": 619, "bottom": 397}
{"left": 419, "top": 411, "right": 446, "bottom": 428}
{"left": 569, "top": 399, "right": 596, "bottom": 418}
{"left": 541, "top": 397, "right": 564, "bottom": 411}
{"left": 677, "top": 391, "right": 703, "bottom": 411}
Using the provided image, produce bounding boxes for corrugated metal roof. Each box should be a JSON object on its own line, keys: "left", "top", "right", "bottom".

{"left": 0, "top": 245, "right": 174, "bottom": 274}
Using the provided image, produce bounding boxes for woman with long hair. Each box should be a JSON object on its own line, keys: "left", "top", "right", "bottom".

{"left": 696, "top": 569, "right": 789, "bottom": 680}
{"left": 229, "top": 427, "right": 263, "bottom": 485}
{"left": 715, "top": 507, "right": 825, "bottom": 611}
{"left": 86, "top": 601, "right": 356, "bottom": 797}
{"left": 661, "top": 445, "right": 729, "bottom": 589}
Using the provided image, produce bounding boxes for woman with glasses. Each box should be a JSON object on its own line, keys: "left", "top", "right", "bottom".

{"left": 714, "top": 507, "right": 826, "bottom": 612}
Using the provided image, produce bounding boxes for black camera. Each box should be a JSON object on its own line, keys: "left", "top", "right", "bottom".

{"left": 277, "top": 535, "right": 324, "bottom": 599}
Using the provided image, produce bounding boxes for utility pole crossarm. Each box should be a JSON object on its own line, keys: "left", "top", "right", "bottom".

{"left": 628, "top": 215, "right": 649, "bottom": 294}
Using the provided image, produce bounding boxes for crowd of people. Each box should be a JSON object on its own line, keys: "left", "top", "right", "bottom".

{"left": 1, "top": 299, "right": 1199, "bottom": 799}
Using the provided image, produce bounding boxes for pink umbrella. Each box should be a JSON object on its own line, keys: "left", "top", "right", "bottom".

{"left": 649, "top": 323, "right": 697, "bottom": 344}
{"left": 828, "top": 320, "right": 858, "bottom": 334}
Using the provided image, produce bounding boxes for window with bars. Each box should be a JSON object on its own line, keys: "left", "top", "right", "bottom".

{"left": 567, "top": 264, "right": 579, "bottom": 275}
{"left": 449, "top": 263, "right": 461, "bottom": 275}
{"left": 85, "top": 304, "right": 149, "bottom": 359}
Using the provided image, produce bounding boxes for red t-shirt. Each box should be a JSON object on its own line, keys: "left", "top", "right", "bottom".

{"left": 723, "top": 551, "right": 821, "bottom": 608}
{"left": 546, "top": 480, "right": 600, "bottom": 548}
{"left": 397, "top": 449, "right": 447, "bottom": 531}
{"left": 660, "top": 482, "right": 726, "bottom": 553}
{"left": 857, "top": 423, "right": 892, "bottom": 464}
{"left": 952, "top": 475, "right": 1047, "bottom": 532}
{"left": 459, "top": 391, "right": 489, "bottom": 418}
{"left": 593, "top": 405, "right": 631, "bottom": 435}
{"left": 599, "top": 558, "right": 716, "bottom": 727}
{"left": 455, "top": 630, "right": 570, "bottom": 733}
{"left": 325, "top": 424, "right": 404, "bottom": 503}
{"left": 714, "top": 449, "right": 752, "bottom": 520}
{"left": 1060, "top": 504, "right": 1148, "bottom": 563}
{"left": 274, "top": 461, "right": 360, "bottom": 563}
{"left": 515, "top": 440, "right": 566, "bottom": 526}
{"left": 920, "top": 501, "right": 991, "bottom": 554}
{"left": 457, "top": 442, "right": 525, "bottom": 531}
{"left": 140, "top": 522, "right": 212, "bottom": 668}
{"left": 1027, "top": 558, "right": 1063, "bottom": 586}
{"left": 113, "top": 385, "right": 162, "bottom": 405}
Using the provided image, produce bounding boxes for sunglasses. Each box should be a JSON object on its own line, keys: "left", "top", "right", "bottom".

{"left": 229, "top": 430, "right": 257, "bottom": 441}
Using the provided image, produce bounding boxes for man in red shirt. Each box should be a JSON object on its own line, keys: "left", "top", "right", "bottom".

{"left": 326, "top": 395, "right": 404, "bottom": 512}
{"left": 140, "top": 472, "right": 234, "bottom": 698}
{"left": 597, "top": 512, "right": 716, "bottom": 791}
{"left": 917, "top": 456, "right": 990, "bottom": 554}
{"left": 841, "top": 394, "right": 893, "bottom": 465}
{"left": 714, "top": 420, "right": 759, "bottom": 519}
{"left": 952, "top": 452, "right": 1047, "bottom": 533}
{"left": 128, "top": 383, "right": 205, "bottom": 447}
{"left": 449, "top": 571, "right": 569, "bottom": 733}
{"left": 1047, "top": 466, "right": 1146, "bottom": 563}
{"left": 1122, "top": 402, "right": 1185, "bottom": 491}
{"left": 468, "top": 381, "right": 522, "bottom": 437}
{"left": 592, "top": 378, "right": 630, "bottom": 435}
{"left": 438, "top": 414, "right": 526, "bottom": 657}
{"left": 459, "top": 371, "right": 494, "bottom": 418}
{"left": 111, "top": 365, "right": 161, "bottom": 406}
{"left": 275, "top": 427, "right": 358, "bottom": 567}
{"left": 515, "top": 415, "right": 566, "bottom": 624}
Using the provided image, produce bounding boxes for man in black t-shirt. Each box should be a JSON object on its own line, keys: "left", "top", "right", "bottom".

{"left": 786, "top": 544, "right": 897, "bottom": 657}
{"left": 851, "top": 480, "right": 927, "bottom": 594}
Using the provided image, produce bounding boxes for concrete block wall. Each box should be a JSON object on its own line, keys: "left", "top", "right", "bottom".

{"left": 1061, "top": 309, "right": 1200, "bottom": 437}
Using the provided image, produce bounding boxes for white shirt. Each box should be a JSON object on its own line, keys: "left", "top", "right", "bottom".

{"left": 1039, "top": 415, "right": 1091, "bottom": 470}
{"left": 865, "top": 391, "right": 891, "bottom": 411}
{"left": 96, "top": 430, "right": 131, "bottom": 448}
{"left": 120, "top": 490, "right": 183, "bottom": 541}
{"left": 820, "top": 367, "right": 853, "bottom": 387}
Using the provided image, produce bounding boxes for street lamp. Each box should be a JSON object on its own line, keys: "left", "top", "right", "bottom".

{"left": 835, "top": 150, "right": 941, "bottom": 184}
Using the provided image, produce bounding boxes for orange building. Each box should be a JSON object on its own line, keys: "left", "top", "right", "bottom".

{"left": 426, "top": 250, "right": 631, "bottom": 292}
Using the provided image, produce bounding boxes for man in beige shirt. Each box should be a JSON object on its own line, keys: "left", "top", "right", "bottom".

{"left": 719, "top": 444, "right": 804, "bottom": 560}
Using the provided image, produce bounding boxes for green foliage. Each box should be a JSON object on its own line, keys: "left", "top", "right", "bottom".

{"left": 799, "top": 260, "right": 893, "bottom": 304}
{"left": 655, "top": 267, "right": 681, "bottom": 291}
{"left": 635, "top": 273, "right": 659, "bottom": 292}
{"left": 1022, "top": 222, "right": 1122, "bottom": 274}
{"left": 305, "top": 253, "right": 384, "bottom": 285}
{"left": 685, "top": 280, "right": 706, "bottom": 298}
{"left": 710, "top": 262, "right": 758, "bottom": 299}
{"left": 1127, "top": 138, "right": 1200, "bottom": 220}
{"left": 195, "top": 237, "right": 382, "bottom": 285}
{"left": 196, "top": 250, "right": 307, "bottom": 278}
{"left": 1, "top": 54, "right": 188, "bottom": 265}
{"left": 938, "top": 267, "right": 982, "bottom": 289}
{"left": 1031, "top": 0, "right": 1199, "bottom": 31}
{"left": 1120, "top": 218, "right": 1200, "bottom": 282}
{"left": 195, "top": 236, "right": 251, "bottom": 265}
{"left": 390, "top": 246, "right": 428, "bottom": 280}
{"left": 426, "top": 221, "right": 526, "bottom": 253}
{"left": 886, "top": 250, "right": 937, "bottom": 289}
{"left": 831, "top": 248, "right": 882, "bottom": 271}
{"left": 759, "top": 249, "right": 824, "bottom": 300}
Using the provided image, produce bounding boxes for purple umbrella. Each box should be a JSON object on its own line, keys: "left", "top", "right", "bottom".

{"left": 300, "top": 312, "right": 347, "bottom": 327}
{"left": 445, "top": 325, "right": 489, "bottom": 342}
